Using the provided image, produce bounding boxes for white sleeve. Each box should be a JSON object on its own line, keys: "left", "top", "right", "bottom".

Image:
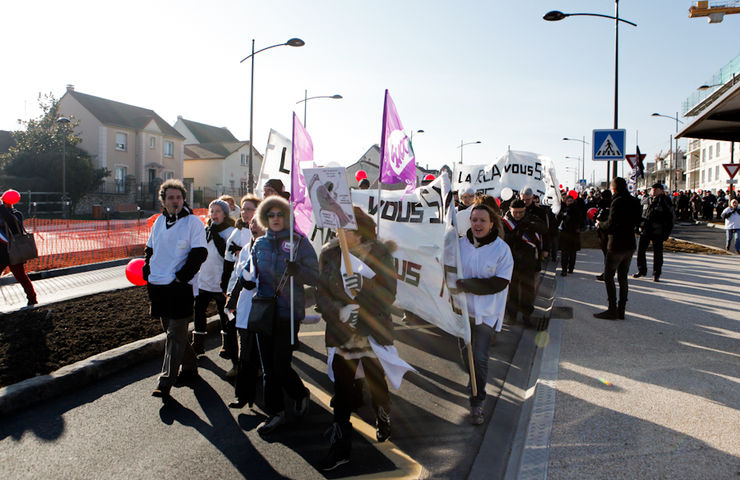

{"left": 190, "top": 216, "right": 207, "bottom": 249}
{"left": 493, "top": 242, "right": 514, "bottom": 281}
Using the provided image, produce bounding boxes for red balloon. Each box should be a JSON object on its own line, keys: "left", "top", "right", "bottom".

{"left": 673, "top": 192, "right": 679, "bottom": 196}
{"left": 125, "top": 258, "right": 147, "bottom": 286}
{"left": 559, "top": 184, "right": 563, "bottom": 189}
{"left": 355, "top": 170, "right": 368, "bottom": 182}
{"left": 424, "top": 174, "right": 435, "bottom": 181}
{"left": 1, "top": 189, "right": 21, "bottom": 205}
{"left": 568, "top": 190, "right": 578, "bottom": 199}
{"left": 587, "top": 207, "right": 598, "bottom": 221}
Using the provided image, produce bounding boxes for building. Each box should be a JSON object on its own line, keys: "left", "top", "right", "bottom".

{"left": 58, "top": 86, "right": 185, "bottom": 208}
{"left": 677, "top": 52, "right": 740, "bottom": 195}
{"left": 174, "top": 117, "right": 262, "bottom": 206}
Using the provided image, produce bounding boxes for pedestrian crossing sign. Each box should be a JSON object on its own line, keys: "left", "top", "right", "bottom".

{"left": 592, "top": 129, "right": 626, "bottom": 161}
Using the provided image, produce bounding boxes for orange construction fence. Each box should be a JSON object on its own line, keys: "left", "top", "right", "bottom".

{"left": 1, "top": 209, "right": 210, "bottom": 276}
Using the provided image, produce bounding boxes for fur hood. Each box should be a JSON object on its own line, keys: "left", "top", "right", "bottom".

{"left": 255, "top": 195, "right": 290, "bottom": 230}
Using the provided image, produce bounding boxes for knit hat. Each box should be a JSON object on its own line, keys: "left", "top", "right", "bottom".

{"left": 651, "top": 183, "right": 664, "bottom": 190}
{"left": 209, "top": 199, "right": 230, "bottom": 217}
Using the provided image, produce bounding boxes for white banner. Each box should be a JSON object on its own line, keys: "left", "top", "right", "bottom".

{"left": 351, "top": 175, "right": 470, "bottom": 343}
{"left": 256, "top": 129, "right": 292, "bottom": 197}
{"left": 453, "top": 150, "right": 562, "bottom": 213}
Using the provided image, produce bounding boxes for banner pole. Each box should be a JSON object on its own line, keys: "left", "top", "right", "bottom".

{"left": 336, "top": 228, "right": 358, "bottom": 297}
{"left": 290, "top": 200, "right": 295, "bottom": 346}
{"left": 467, "top": 342, "right": 478, "bottom": 398}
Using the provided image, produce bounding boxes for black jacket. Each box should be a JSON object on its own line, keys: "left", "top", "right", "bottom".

{"left": 640, "top": 194, "right": 674, "bottom": 241}
{"left": 0, "top": 206, "right": 25, "bottom": 266}
{"left": 557, "top": 202, "right": 583, "bottom": 252}
{"left": 503, "top": 211, "right": 547, "bottom": 271}
{"left": 318, "top": 238, "right": 397, "bottom": 347}
{"left": 600, "top": 191, "right": 642, "bottom": 253}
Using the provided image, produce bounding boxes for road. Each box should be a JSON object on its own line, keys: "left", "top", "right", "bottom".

{"left": 0, "top": 307, "right": 526, "bottom": 479}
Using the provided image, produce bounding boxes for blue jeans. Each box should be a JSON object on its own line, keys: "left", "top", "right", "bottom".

{"left": 726, "top": 228, "right": 740, "bottom": 251}
{"left": 459, "top": 323, "right": 495, "bottom": 408}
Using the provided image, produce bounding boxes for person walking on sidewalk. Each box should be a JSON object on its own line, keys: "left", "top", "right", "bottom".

{"left": 634, "top": 183, "right": 674, "bottom": 282}
{"left": 557, "top": 194, "right": 583, "bottom": 276}
{"left": 144, "top": 180, "right": 207, "bottom": 401}
{"left": 722, "top": 198, "right": 740, "bottom": 253}
{"left": 594, "top": 177, "right": 642, "bottom": 320}
{"left": 0, "top": 190, "right": 37, "bottom": 307}
{"left": 594, "top": 189, "right": 612, "bottom": 281}
{"left": 191, "top": 200, "right": 236, "bottom": 375}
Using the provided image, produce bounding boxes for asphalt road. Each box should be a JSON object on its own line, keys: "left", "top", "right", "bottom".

{"left": 0, "top": 311, "right": 526, "bottom": 479}
{"left": 671, "top": 221, "right": 728, "bottom": 250}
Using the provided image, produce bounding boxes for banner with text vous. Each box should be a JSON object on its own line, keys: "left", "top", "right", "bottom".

{"left": 453, "top": 150, "right": 562, "bottom": 213}
{"left": 351, "top": 175, "right": 471, "bottom": 343}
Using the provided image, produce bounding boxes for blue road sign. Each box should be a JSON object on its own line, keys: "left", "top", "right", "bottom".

{"left": 579, "top": 179, "right": 587, "bottom": 186}
{"left": 592, "top": 129, "right": 626, "bottom": 161}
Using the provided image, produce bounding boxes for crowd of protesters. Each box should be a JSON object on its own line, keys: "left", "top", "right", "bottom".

{"left": 138, "top": 174, "right": 738, "bottom": 472}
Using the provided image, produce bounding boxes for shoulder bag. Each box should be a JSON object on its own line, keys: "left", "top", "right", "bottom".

{"left": 4, "top": 215, "right": 38, "bottom": 265}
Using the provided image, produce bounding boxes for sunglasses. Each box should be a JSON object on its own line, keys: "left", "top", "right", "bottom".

{"left": 267, "top": 211, "right": 284, "bottom": 218}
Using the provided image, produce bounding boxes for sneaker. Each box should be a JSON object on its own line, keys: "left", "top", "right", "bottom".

{"left": 318, "top": 423, "right": 351, "bottom": 471}
{"left": 470, "top": 406, "right": 484, "bottom": 425}
{"left": 375, "top": 405, "right": 391, "bottom": 442}
{"left": 593, "top": 309, "right": 619, "bottom": 320}
{"left": 257, "top": 412, "right": 285, "bottom": 435}
{"left": 295, "top": 391, "right": 310, "bottom": 417}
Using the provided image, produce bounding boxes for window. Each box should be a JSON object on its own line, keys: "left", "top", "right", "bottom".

{"left": 164, "top": 140, "right": 174, "bottom": 157}
{"left": 709, "top": 145, "right": 713, "bottom": 159}
{"left": 165, "top": 171, "right": 174, "bottom": 180}
{"left": 115, "top": 166, "right": 127, "bottom": 193}
{"left": 702, "top": 170, "right": 705, "bottom": 182}
{"left": 115, "top": 133, "right": 127, "bottom": 151}
{"left": 241, "top": 153, "right": 247, "bottom": 166}
{"left": 150, "top": 137, "right": 156, "bottom": 149}
{"left": 716, "top": 142, "right": 720, "bottom": 156}
{"left": 708, "top": 169, "right": 712, "bottom": 182}
{"left": 716, "top": 165, "right": 720, "bottom": 179}
{"left": 240, "top": 180, "right": 247, "bottom": 195}
{"left": 702, "top": 148, "right": 705, "bottom": 163}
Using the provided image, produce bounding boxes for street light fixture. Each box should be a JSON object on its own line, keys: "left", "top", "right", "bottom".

{"left": 563, "top": 136, "right": 589, "bottom": 181}
{"left": 651, "top": 112, "right": 684, "bottom": 192}
{"left": 296, "top": 91, "right": 343, "bottom": 127}
{"left": 457, "top": 140, "right": 482, "bottom": 164}
{"left": 56, "top": 116, "right": 71, "bottom": 218}
{"left": 698, "top": 73, "right": 736, "bottom": 90}
{"left": 240, "top": 37, "right": 304, "bottom": 193}
{"left": 545, "top": 2, "right": 637, "bottom": 182}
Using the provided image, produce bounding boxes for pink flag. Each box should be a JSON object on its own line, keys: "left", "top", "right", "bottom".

{"left": 291, "top": 112, "right": 315, "bottom": 236}
{"left": 379, "top": 90, "right": 416, "bottom": 191}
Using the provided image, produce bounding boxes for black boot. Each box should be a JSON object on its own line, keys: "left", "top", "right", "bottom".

{"left": 318, "top": 422, "right": 352, "bottom": 471}
{"left": 617, "top": 304, "right": 626, "bottom": 320}
{"left": 191, "top": 332, "right": 206, "bottom": 356}
{"left": 375, "top": 405, "right": 391, "bottom": 442}
{"left": 593, "top": 302, "right": 618, "bottom": 320}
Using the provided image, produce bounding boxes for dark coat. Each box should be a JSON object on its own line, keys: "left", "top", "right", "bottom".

{"left": 318, "top": 238, "right": 397, "bottom": 347}
{"left": 0, "top": 206, "right": 25, "bottom": 266}
{"left": 640, "top": 194, "right": 674, "bottom": 241}
{"left": 503, "top": 211, "right": 547, "bottom": 272}
{"left": 557, "top": 202, "right": 582, "bottom": 252}
{"left": 599, "top": 190, "right": 642, "bottom": 253}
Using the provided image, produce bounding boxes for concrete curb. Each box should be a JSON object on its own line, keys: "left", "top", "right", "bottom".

{"left": 0, "top": 316, "right": 222, "bottom": 417}
{"left": 0, "top": 258, "right": 137, "bottom": 286}
{"left": 468, "top": 259, "right": 557, "bottom": 479}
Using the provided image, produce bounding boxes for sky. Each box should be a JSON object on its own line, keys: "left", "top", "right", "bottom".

{"left": 1, "top": 0, "right": 739, "bottom": 187}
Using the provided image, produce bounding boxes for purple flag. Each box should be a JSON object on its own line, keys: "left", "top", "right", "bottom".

{"left": 379, "top": 90, "right": 416, "bottom": 191}
{"left": 291, "top": 112, "right": 315, "bottom": 236}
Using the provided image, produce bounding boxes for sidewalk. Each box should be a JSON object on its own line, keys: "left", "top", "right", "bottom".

{"left": 510, "top": 248, "right": 740, "bottom": 479}
{"left": 0, "top": 264, "right": 131, "bottom": 313}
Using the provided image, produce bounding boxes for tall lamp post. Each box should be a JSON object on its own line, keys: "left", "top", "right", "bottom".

{"left": 565, "top": 156, "right": 581, "bottom": 187}
{"left": 56, "top": 116, "right": 70, "bottom": 218}
{"left": 240, "top": 37, "right": 304, "bottom": 193}
{"left": 651, "top": 112, "right": 684, "bottom": 192}
{"left": 458, "top": 140, "right": 482, "bottom": 164}
{"left": 563, "top": 136, "right": 589, "bottom": 181}
{"left": 296, "top": 91, "right": 342, "bottom": 127}
{"left": 545, "top": 2, "right": 637, "bottom": 183}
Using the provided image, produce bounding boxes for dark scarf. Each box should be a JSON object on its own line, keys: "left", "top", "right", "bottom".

{"left": 206, "top": 216, "right": 235, "bottom": 257}
{"left": 163, "top": 202, "right": 193, "bottom": 229}
{"left": 466, "top": 227, "right": 499, "bottom": 247}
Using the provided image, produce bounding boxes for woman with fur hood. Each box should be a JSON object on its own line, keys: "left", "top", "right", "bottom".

{"left": 232, "top": 195, "right": 319, "bottom": 435}
{"left": 316, "top": 206, "right": 414, "bottom": 472}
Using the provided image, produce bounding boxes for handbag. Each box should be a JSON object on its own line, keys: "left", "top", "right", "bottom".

{"left": 4, "top": 215, "right": 38, "bottom": 265}
{"left": 246, "top": 262, "right": 290, "bottom": 336}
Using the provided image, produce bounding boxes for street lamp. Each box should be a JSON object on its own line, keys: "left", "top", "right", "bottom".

{"left": 296, "top": 91, "right": 342, "bottom": 127}
{"left": 563, "top": 136, "right": 589, "bottom": 181}
{"left": 545, "top": 2, "right": 637, "bottom": 182}
{"left": 240, "top": 37, "right": 304, "bottom": 193}
{"left": 457, "top": 140, "right": 481, "bottom": 164}
{"left": 565, "top": 157, "right": 580, "bottom": 187}
{"left": 56, "top": 116, "right": 71, "bottom": 218}
{"left": 698, "top": 73, "right": 736, "bottom": 90}
{"left": 651, "top": 112, "right": 684, "bottom": 192}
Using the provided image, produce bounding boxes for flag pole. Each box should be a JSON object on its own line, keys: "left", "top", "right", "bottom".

{"left": 376, "top": 89, "right": 389, "bottom": 236}
{"left": 289, "top": 116, "right": 296, "bottom": 346}
{"left": 467, "top": 343, "right": 478, "bottom": 397}
{"left": 336, "top": 229, "right": 358, "bottom": 297}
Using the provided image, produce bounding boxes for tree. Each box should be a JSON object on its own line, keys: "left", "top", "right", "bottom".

{"left": 0, "top": 93, "right": 110, "bottom": 210}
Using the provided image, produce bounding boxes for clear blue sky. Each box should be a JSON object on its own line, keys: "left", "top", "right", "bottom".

{"left": 1, "top": 0, "right": 738, "bottom": 186}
